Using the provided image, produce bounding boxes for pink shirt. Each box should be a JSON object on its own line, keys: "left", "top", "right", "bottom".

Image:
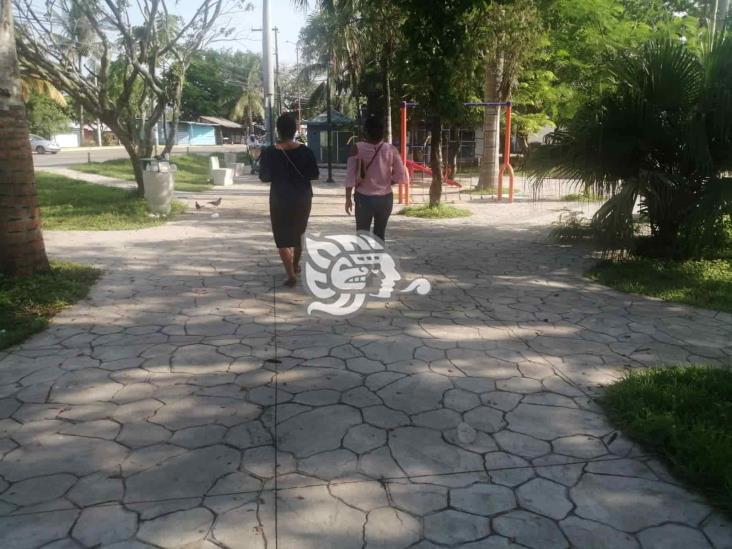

{"left": 344, "top": 141, "right": 409, "bottom": 196}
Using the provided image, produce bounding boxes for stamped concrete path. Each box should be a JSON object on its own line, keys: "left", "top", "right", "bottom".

{"left": 1, "top": 173, "right": 731, "bottom": 548}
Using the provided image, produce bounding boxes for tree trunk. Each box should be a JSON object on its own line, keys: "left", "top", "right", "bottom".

{"left": 478, "top": 57, "right": 503, "bottom": 191}
{"left": 162, "top": 78, "right": 184, "bottom": 156}
{"left": 383, "top": 54, "right": 392, "bottom": 144}
{"left": 429, "top": 115, "right": 443, "bottom": 206}
{"left": 0, "top": 0, "right": 50, "bottom": 277}
{"left": 78, "top": 53, "right": 85, "bottom": 147}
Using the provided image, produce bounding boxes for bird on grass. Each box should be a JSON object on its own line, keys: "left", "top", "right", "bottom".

{"left": 208, "top": 197, "right": 222, "bottom": 207}
{"left": 195, "top": 201, "right": 203, "bottom": 210}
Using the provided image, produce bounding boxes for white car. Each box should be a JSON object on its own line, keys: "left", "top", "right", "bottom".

{"left": 29, "top": 134, "right": 61, "bottom": 154}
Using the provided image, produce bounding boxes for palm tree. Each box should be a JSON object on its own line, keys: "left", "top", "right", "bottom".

{"left": 228, "top": 59, "right": 265, "bottom": 134}
{"left": 20, "top": 77, "right": 67, "bottom": 106}
{"left": 529, "top": 38, "right": 732, "bottom": 257}
{"left": 299, "top": 6, "right": 363, "bottom": 114}
{"left": 60, "top": 0, "right": 97, "bottom": 146}
{"left": 0, "top": 0, "right": 50, "bottom": 277}
{"left": 474, "top": 0, "right": 542, "bottom": 190}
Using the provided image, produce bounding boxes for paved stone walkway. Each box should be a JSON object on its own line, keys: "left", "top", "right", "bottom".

{"left": 1, "top": 174, "right": 731, "bottom": 548}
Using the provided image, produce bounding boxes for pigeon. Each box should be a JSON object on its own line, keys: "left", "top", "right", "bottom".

{"left": 195, "top": 201, "right": 203, "bottom": 210}
{"left": 208, "top": 197, "right": 222, "bottom": 207}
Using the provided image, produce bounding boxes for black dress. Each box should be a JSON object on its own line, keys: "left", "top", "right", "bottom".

{"left": 259, "top": 145, "right": 320, "bottom": 248}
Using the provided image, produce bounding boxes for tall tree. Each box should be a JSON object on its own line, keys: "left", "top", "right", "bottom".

{"left": 0, "top": 0, "right": 50, "bottom": 277}
{"left": 15, "top": 0, "right": 230, "bottom": 193}
{"left": 474, "top": 0, "right": 543, "bottom": 190}
{"left": 398, "top": 0, "right": 476, "bottom": 206}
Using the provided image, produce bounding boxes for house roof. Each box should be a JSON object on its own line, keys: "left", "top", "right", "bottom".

{"left": 305, "top": 110, "right": 354, "bottom": 126}
{"left": 199, "top": 116, "right": 243, "bottom": 129}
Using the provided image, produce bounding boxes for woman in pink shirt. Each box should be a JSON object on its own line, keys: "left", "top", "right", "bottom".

{"left": 344, "top": 116, "right": 409, "bottom": 242}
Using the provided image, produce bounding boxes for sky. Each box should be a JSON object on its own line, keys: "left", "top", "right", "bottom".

{"left": 208, "top": 0, "right": 308, "bottom": 65}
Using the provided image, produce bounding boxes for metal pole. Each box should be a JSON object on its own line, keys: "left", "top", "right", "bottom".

{"left": 326, "top": 66, "right": 334, "bottom": 182}
{"left": 273, "top": 26, "right": 281, "bottom": 115}
{"left": 296, "top": 45, "right": 301, "bottom": 136}
{"left": 263, "top": 0, "right": 275, "bottom": 145}
{"left": 78, "top": 54, "right": 84, "bottom": 147}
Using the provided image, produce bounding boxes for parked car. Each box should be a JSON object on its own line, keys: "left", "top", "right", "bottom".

{"left": 29, "top": 134, "right": 61, "bottom": 154}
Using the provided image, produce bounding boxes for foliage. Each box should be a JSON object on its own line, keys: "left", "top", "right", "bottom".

{"left": 602, "top": 366, "right": 732, "bottom": 514}
{"left": 71, "top": 155, "right": 215, "bottom": 193}
{"left": 549, "top": 211, "right": 595, "bottom": 242}
{"left": 529, "top": 38, "right": 732, "bottom": 257}
{"left": 37, "top": 173, "right": 186, "bottom": 230}
{"left": 0, "top": 260, "right": 100, "bottom": 350}
{"left": 182, "top": 49, "right": 264, "bottom": 130}
{"left": 398, "top": 203, "right": 472, "bottom": 219}
{"left": 14, "top": 0, "right": 231, "bottom": 192}
{"left": 20, "top": 77, "right": 67, "bottom": 106}
{"left": 25, "top": 93, "right": 70, "bottom": 138}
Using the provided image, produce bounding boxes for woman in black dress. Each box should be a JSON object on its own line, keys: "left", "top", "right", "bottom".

{"left": 259, "top": 113, "right": 320, "bottom": 286}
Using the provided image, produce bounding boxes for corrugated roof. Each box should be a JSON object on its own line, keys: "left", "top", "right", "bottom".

{"left": 199, "top": 116, "right": 243, "bottom": 129}
{"left": 305, "top": 110, "right": 354, "bottom": 126}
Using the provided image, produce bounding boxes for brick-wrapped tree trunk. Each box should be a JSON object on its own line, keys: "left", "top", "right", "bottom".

{"left": 0, "top": 0, "right": 50, "bottom": 277}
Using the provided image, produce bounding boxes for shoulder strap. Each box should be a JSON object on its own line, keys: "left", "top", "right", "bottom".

{"left": 364, "top": 142, "right": 385, "bottom": 174}
{"left": 279, "top": 147, "right": 307, "bottom": 181}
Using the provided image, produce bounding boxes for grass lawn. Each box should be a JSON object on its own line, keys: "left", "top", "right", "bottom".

{"left": 71, "top": 154, "right": 216, "bottom": 192}
{"left": 602, "top": 366, "right": 732, "bottom": 514}
{"left": 398, "top": 203, "right": 472, "bottom": 219}
{"left": 38, "top": 173, "right": 185, "bottom": 230}
{"left": 588, "top": 257, "right": 732, "bottom": 313}
{"left": 0, "top": 261, "right": 100, "bottom": 350}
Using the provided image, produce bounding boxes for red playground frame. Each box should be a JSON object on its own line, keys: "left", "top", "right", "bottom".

{"left": 399, "top": 101, "right": 515, "bottom": 204}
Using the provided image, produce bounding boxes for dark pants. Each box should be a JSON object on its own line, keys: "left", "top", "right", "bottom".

{"left": 355, "top": 191, "right": 393, "bottom": 242}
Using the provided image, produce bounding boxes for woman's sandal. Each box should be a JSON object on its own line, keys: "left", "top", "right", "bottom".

{"left": 284, "top": 277, "right": 297, "bottom": 288}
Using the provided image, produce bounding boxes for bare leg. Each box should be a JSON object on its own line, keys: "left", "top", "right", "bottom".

{"left": 278, "top": 248, "right": 296, "bottom": 286}
{"left": 293, "top": 246, "right": 302, "bottom": 274}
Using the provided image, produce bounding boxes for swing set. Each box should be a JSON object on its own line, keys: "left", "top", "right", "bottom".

{"left": 398, "top": 101, "right": 515, "bottom": 205}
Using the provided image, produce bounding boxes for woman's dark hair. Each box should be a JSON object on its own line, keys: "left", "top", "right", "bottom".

{"left": 276, "top": 113, "right": 297, "bottom": 141}
{"left": 364, "top": 115, "right": 384, "bottom": 141}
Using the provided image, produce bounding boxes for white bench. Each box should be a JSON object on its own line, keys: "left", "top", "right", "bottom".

{"left": 209, "top": 156, "right": 233, "bottom": 186}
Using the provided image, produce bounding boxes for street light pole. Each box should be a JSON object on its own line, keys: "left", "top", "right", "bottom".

{"left": 326, "top": 67, "right": 334, "bottom": 183}
{"left": 262, "top": 0, "right": 275, "bottom": 145}
{"left": 273, "top": 26, "right": 281, "bottom": 115}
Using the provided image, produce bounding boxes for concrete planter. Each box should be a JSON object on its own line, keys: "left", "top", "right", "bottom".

{"left": 212, "top": 168, "right": 233, "bottom": 186}
{"left": 143, "top": 171, "right": 175, "bottom": 215}
{"left": 224, "top": 152, "right": 238, "bottom": 168}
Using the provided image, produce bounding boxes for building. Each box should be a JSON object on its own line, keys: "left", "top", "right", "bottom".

{"left": 198, "top": 116, "right": 245, "bottom": 145}
{"left": 305, "top": 110, "right": 356, "bottom": 165}
{"left": 157, "top": 121, "right": 219, "bottom": 146}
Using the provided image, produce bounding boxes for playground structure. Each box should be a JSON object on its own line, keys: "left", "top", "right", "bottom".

{"left": 398, "top": 101, "right": 515, "bottom": 205}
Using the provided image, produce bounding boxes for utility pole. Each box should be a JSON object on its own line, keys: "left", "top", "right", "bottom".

{"left": 326, "top": 66, "right": 334, "bottom": 183}
{"left": 78, "top": 54, "right": 84, "bottom": 147}
{"left": 273, "top": 26, "right": 281, "bottom": 115}
{"left": 285, "top": 39, "right": 301, "bottom": 137}
{"left": 262, "top": 0, "right": 275, "bottom": 145}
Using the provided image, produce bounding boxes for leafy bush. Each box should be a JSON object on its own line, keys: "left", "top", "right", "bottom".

{"left": 529, "top": 38, "right": 732, "bottom": 258}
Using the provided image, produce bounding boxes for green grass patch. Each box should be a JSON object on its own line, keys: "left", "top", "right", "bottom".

{"left": 398, "top": 203, "right": 472, "bottom": 219}
{"left": 0, "top": 260, "right": 100, "bottom": 350}
{"left": 550, "top": 212, "right": 595, "bottom": 242}
{"left": 38, "top": 173, "right": 185, "bottom": 231}
{"left": 602, "top": 366, "right": 732, "bottom": 514}
{"left": 588, "top": 256, "right": 732, "bottom": 313}
{"left": 72, "top": 154, "right": 215, "bottom": 192}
